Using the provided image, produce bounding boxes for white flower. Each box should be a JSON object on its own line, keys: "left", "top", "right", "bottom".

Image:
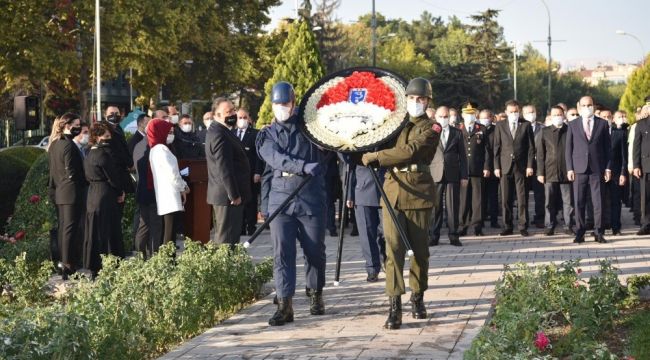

{"left": 4, "top": 337, "right": 11, "bottom": 346}
{"left": 317, "top": 102, "right": 391, "bottom": 140}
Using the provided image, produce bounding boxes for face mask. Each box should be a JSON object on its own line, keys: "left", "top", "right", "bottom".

{"left": 224, "top": 114, "right": 237, "bottom": 127}
{"left": 79, "top": 134, "right": 89, "bottom": 145}
{"left": 237, "top": 118, "right": 249, "bottom": 129}
{"left": 524, "top": 113, "right": 536, "bottom": 122}
{"left": 567, "top": 114, "right": 579, "bottom": 121}
{"left": 203, "top": 120, "right": 213, "bottom": 129}
{"left": 614, "top": 117, "right": 624, "bottom": 126}
{"left": 463, "top": 114, "right": 476, "bottom": 127}
{"left": 69, "top": 126, "right": 82, "bottom": 137}
{"left": 166, "top": 134, "right": 175, "bottom": 144}
{"left": 478, "top": 118, "right": 491, "bottom": 127}
{"left": 579, "top": 106, "right": 593, "bottom": 119}
{"left": 449, "top": 115, "right": 458, "bottom": 125}
{"left": 170, "top": 115, "right": 179, "bottom": 125}
{"left": 507, "top": 112, "right": 519, "bottom": 122}
{"left": 99, "top": 137, "right": 112, "bottom": 145}
{"left": 272, "top": 104, "right": 292, "bottom": 122}
{"left": 106, "top": 113, "right": 121, "bottom": 124}
{"left": 406, "top": 100, "right": 425, "bottom": 118}
{"left": 180, "top": 124, "right": 192, "bottom": 133}
{"left": 552, "top": 116, "right": 564, "bottom": 127}
{"left": 436, "top": 116, "right": 449, "bottom": 128}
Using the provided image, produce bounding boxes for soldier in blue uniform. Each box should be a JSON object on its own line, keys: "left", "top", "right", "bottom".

{"left": 256, "top": 81, "right": 327, "bottom": 326}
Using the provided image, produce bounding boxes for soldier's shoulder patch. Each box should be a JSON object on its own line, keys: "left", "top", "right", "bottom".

{"left": 432, "top": 123, "right": 442, "bottom": 134}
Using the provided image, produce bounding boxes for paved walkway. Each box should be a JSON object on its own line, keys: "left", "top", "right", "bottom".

{"left": 161, "top": 207, "right": 650, "bottom": 360}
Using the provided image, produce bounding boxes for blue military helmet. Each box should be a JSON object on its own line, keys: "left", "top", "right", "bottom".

{"left": 271, "top": 81, "right": 295, "bottom": 104}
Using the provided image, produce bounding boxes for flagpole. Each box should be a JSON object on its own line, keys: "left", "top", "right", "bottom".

{"left": 95, "top": 0, "right": 101, "bottom": 122}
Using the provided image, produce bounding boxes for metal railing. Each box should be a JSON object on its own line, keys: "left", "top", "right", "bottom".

{"left": 0, "top": 118, "right": 48, "bottom": 148}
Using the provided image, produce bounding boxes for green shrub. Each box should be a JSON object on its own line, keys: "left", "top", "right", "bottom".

{"left": 0, "top": 146, "right": 46, "bottom": 166}
{"left": 0, "top": 147, "right": 44, "bottom": 229}
{"left": 0, "top": 242, "right": 273, "bottom": 359}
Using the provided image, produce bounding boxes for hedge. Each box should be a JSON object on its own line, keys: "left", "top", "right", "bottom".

{"left": 0, "top": 147, "right": 45, "bottom": 231}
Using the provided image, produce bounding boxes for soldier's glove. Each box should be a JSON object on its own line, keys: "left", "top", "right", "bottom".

{"left": 304, "top": 162, "right": 322, "bottom": 176}
{"left": 361, "top": 152, "right": 379, "bottom": 167}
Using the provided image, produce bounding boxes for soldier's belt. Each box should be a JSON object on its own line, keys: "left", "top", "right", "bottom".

{"left": 281, "top": 172, "right": 296, "bottom": 177}
{"left": 392, "top": 164, "right": 429, "bottom": 173}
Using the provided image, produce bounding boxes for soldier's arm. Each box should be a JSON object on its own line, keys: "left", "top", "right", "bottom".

{"left": 256, "top": 128, "right": 306, "bottom": 174}
{"left": 375, "top": 128, "right": 439, "bottom": 168}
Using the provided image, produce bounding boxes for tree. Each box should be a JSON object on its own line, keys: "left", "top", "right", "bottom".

{"left": 311, "top": 0, "right": 346, "bottom": 74}
{"left": 256, "top": 20, "right": 325, "bottom": 127}
{"left": 620, "top": 56, "right": 650, "bottom": 122}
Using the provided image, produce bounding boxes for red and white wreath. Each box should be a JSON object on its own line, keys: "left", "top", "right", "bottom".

{"left": 303, "top": 71, "right": 407, "bottom": 151}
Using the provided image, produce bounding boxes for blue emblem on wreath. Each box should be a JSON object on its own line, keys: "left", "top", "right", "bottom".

{"left": 348, "top": 88, "right": 367, "bottom": 104}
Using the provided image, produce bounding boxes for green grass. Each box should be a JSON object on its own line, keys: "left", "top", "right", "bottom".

{"left": 625, "top": 306, "right": 650, "bottom": 359}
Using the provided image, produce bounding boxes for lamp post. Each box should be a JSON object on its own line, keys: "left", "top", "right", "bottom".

{"left": 95, "top": 0, "right": 101, "bottom": 122}
{"left": 511, "top": 42, "right": 518, "bottom": 101}
{"left": 616, "top": 30, "right": 646, "bottom": 64}
{"left": 540, "top": 0, "right": 552, "bottom": 112}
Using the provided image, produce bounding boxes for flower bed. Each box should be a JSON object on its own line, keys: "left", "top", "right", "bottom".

{"left": 0, "top": 242, "right": 273, "bottom": 359}
{"left": 465, "top": 260, "right": 632, "bottom": 359}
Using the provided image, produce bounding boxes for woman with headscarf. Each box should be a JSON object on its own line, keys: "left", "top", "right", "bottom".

{"left": 147, "top": 118, "right": 189, "bottom": 244}
{"left": 84, "top": 122, "right": 125, "bottom": 277}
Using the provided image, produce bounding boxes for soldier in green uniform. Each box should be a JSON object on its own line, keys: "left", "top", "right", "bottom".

{"left": 361, "top": 78, "right": 441, "bottom": 330}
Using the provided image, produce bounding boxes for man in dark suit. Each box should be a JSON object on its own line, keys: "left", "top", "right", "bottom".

{"left": 127, "top": 114, "right": 149, "bottom": 156}
{"left": 232, "top": 108, "right": 263, "bottom": 235}
{"left": 601, "top": 109, "right": 627, "bottom": 235}
{"left": 458, "top": 103, "right": 491, "bottom": 237}
{"left": 429, "top": 106, "right": 468, "bottom": 246}
{"left": 523, "top": 104, "right": 546, "bottom": 228}
{"left": 632, "top": 104, "right": 650, "bottom": 235}
{"left": 206, "top": 98, "right": 252, "bottom": 245}
{"left": 565, "top": 96, "right": 612, "bottom": 243}
{"left": 479, "top": 110, "right": 499, "bottom": 229}
{"left": 537, "top": 106, "right": 574, "bottom": 236}
{"left": 493, "top": 100, "right": 535, "bottom": 236}
{"left": 48, "top": 113, "right": 87, "bottom": 279}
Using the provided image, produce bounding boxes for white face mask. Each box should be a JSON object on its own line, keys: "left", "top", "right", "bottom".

{"left": 436, "top": 116, "right": 450, "bottom": 128}
{"left": 406, "top": 100, "right": 426, "bottom": 118}
{"left": 614, "top": 117, "right": 624, "bottom": 126}
{"left": 236, "top": 118, "right": 249, "bottom": 129}
{"left": 272, "top": 104, "right": 292, "bottom": 122}
{"left": 79, "top": 134, "right": 89, "bottom": 145}
{"left": 552, "top": 116, "right": 564, "bottom": 127}
{"left": 507, "top": 112, "right": 519, "bottom": 122}
{"left": 463, "top": 114, "right": 476, "bottom": 127}
{"left": 180, "top": 124, "right": 192, "bottom": 133}
{"left": 567, "top": 114, "right": 579, "bottom": 121}
{"left": 169, "top": 115, "right": 179, "bottom": 124}
{"left": 478, "top": 118, "right": 491, "bottom": 127}
{"left": 203, "top": 119, "right": 213, "bottom": 129}
{"left": 166, "top": 134, "right": 175, "bottom": 144}
{"left": 579, "top": 106, "right": 593, "bottom": 119}
{"left": 524, "top": 113, "right": 536, "bottom": 122}
{"left": 449, "top": 115, "right": 458, "bottom": 125}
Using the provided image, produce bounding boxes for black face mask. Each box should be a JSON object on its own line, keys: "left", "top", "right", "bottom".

{"left": 107, "top": 113, "right": 121, "bottom": 124}
{"left": 69, "top": 126, "right": 82, "bottom": 137}
{"left": 224, "top": 114, "right": 237, "bottom": 127}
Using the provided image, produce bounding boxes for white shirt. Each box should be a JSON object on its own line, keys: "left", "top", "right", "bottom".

{"left": 150, "top": 144, "right": 187, "bottom": 216}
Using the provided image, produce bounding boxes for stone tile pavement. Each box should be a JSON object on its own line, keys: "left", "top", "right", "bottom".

{"left": 160, "top": 208, "right": 650, "bottom": 360}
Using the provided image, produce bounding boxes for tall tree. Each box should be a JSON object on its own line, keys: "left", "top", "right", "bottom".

{"left": 620, "top": 56, "right": 650, "bottom": 122}
{"left": 311, "top": 0, "right": 346, "bottom": 74}
{"left": 256, "top": 20, "right": 325, "bottom": 127}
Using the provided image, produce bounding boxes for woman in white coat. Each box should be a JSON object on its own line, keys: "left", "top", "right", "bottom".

{"left": 146, "top": 118, "right": 189, "bottom": 244}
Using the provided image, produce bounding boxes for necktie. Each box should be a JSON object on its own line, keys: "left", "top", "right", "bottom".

{"left": 584, "top": 118, "right": 591, "bottom": 140}
{"left": 510, "top": 122, "right": 516, "bottom": 138}
{"left": 238, "top": 129, "right": 243, "bottom": 141}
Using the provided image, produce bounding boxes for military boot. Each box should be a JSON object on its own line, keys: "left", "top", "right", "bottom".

{"left": 307, "top": 288, "right": 325, "bottom": 315}
{"left": 268, "top": 297, "right": 294, "bottom": 326}
{"left": 384, "top": 296, "right": 402, "bottom": 330}
{"left": 410, "top": 292, "right": 427, "bottom": 319}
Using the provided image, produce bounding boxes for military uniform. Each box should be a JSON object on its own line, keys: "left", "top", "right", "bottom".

{"left": 459, "top": 121, "right": 491, "bottom": 235}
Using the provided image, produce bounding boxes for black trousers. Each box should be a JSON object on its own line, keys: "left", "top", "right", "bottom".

{"left": 500, "top": 167, "right": 528, "bottom": 231}
{"left": 640, "top": 173, "right": 650, "bottom": 230}
{"left": 212, "top": 204, "right": 244, "bottom": 245}
{"left": 483, "top": 177, "right": 499, "bottom": 225}
{"left": 528, "top": 177, "right": 545, "bottom": 225}
{"left": 134, "top": 202, "right": 163, "bottom": 259}
{"left": 430, "top": 181, "right": 460, "bottom": 240}
{"left": 460, "top": 176, "right": 483, "bottom": 231}
{"left": 603, "top": 180, "right": 623, "bottom": 231}
{"left": 57, "top": 202, "right": 83, "bottom": 269}
{"left": 632, "top": 176, "right": 642, "bottom": 223}
{"left": 242, "top": 182, "right": 260, "bottom": 233}
{"left": 573, "top": 172, "right": 604, "bottom": 236}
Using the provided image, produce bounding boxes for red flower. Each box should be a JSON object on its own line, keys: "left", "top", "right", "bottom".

{"left": 577, "top": 268, "right": 582, "bottom": 274}
{"left": 29, "top": 194, "right": 41, "bottom": 204}
{"left": 14, "top": 230, "right": 25, "bottom": 241}
{"left": 534, "top": 331, "right": 550, "bottom": 351}
{"left": 316, "top": 71, "right": 396, "bottom": 111}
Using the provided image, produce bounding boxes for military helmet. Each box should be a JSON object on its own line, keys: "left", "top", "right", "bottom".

{"left": 405, "top": 77, "right": 432, "bottom": 99}
{"left": 271, "top": 81, "right": 295, "bottom": 104}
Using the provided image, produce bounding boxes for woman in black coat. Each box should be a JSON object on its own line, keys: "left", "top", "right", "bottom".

{"left": 84, "top": 122, "right": 125, "bottom": 276}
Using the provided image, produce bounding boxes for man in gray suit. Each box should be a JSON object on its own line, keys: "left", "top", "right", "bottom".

{"left": 429, "top": 106, "right": 468, "bottom": 246}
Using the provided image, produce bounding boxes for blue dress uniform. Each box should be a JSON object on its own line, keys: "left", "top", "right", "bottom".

{"left": 256, "top": 81, "right": 327, "bottom": 326}
{"left": 348, "top": 164, "right": 386, "bottom": 280}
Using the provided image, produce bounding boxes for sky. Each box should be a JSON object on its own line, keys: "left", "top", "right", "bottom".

{"left": 266, "top": 0, "right": 650, "bottom": 69}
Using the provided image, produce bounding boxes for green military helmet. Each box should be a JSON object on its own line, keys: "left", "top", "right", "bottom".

{"left": 405, "top": 77, "right": 432, "bottom": 99}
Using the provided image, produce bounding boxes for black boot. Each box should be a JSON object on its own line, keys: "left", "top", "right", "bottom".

{"left": 384, "top": 296, "right": 402, "bottom": 330}
{"left": 268, "top": 297, "right": 294, "bottom": 326}
{"left": 410, "top": 292, "right": 427, "bottom": 319}
{"left": 307, "top": 288, "right": 325, "bottom": 315}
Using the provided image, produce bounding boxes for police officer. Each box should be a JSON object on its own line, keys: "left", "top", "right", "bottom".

{"left": 459, "top": 103, "right": 491, "bottom": 237}
{"left": 361, "top": 77, "right": 440, "bottom": 330}
{"left": 256, "top": 82, "right": 327, "bottom": 326}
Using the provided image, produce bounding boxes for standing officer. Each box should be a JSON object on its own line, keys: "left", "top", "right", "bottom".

{"left": 493, "top": 100, "right": 535, "bottom": 237}
{"left": 459, "top": 103, "right": 491, "bottom": 237}
{"left": 523, "top": 104, "right": 546, "bottom": 228}
{"left": 233, "top": 108, "right": 263, "bottom": 236}
{"left": 603, "top": 109, "right": 627, "bottom": 235}
{"left": 361, "top": 77, "right": 441, "bottom": 330}
{"left": 479, "top": 110, "right": 500, "bottom": 229}
{"left": 429, "top": 106, "right": 467, "bottom": 246}
{"left": 632, "top": 104, "right": 650, "bottom": 235}
{"left": 257, "top": 82, "right": 327, "bottom": 326}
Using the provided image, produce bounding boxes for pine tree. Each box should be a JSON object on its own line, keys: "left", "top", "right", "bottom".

{"left": 620, "top": 56, "right": 650, "bottom": 123}
{"left": 257, "top": 20, "right": 325, "bottom": 127}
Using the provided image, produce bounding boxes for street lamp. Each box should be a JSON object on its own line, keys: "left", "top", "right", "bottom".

{"left": 540, "top": 0, "right": 552, "bottom": 113}
{"left": 616, "top": 30, "right": 647, "bottom": 64}
{"left": 95, "top": 0, "right": 101, "bottom": 122}
{"left": 511, "top": 42, "right": 518, "bottom": 101}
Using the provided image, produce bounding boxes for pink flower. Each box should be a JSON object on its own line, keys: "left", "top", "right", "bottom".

{"left": 534, "top": 331, "right": 550, "bottom": 351}
{"left": 29, "top": 194, "right": 41, "bottom": 204}
{"left": 577, "top": 268, "right": 582, "bottom": 274}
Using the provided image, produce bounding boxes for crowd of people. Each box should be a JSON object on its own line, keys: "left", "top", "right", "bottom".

{"left": 46, "top": 77, "right": 650, "bottom": 329}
